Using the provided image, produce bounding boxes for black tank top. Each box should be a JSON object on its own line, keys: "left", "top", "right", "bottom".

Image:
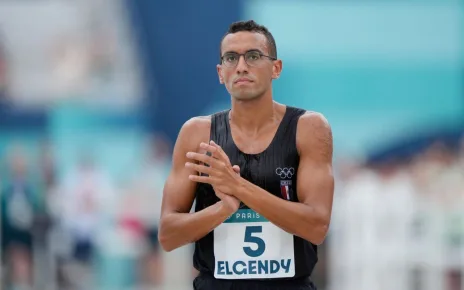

{"left": 193, "top": 106, "right": 318, "bottom": 280}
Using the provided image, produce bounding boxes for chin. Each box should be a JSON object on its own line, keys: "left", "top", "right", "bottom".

{"left": 231, "top": 90, "right": 263, "bottom": 101}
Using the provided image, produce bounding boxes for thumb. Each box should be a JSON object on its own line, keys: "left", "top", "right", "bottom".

{"left": 232, "top": 165, "right": 241, "bottom": 175}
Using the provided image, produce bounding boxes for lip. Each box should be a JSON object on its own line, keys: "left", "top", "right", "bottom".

{"left": 234, "top": 78, "right": 253, "bottom": 84}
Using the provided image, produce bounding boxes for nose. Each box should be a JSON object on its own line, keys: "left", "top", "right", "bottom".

{"left": 235, "top": 55, "right": 249, "bottom": 74}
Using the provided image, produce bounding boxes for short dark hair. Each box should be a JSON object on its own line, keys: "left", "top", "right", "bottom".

{"left": 220, "top": 20, "right": 277, "bottom": 62}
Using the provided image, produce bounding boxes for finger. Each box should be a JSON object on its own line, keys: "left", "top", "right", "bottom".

{"left": 189, "top": 174, "right": 215, "bottom": 184}
{"left": 200, "top": 141, "right": 223, "bottom": 156}
{"left": 200, "top": 142, "right": 218, "bottom": 154}
{"left": 186, "top": 152, "right": 222, "bottom": 168}
{"left": 232, "top": 165, "right": 240, "bottom": 174}
{"left": 209, "top": 141, "right": 231, "bottom": 164}
{"left": 199, "top": 141, "right": 230, "bottom": 166}
{"left": 199, "top": 142, "right": 225, "bottom": 162}
{"left": 185, "top": 162, "right": 215, "bottom": 176}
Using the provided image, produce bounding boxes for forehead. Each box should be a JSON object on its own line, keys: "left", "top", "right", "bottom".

{"left": 221, "top": 31, "right": 269, "bottom": 55}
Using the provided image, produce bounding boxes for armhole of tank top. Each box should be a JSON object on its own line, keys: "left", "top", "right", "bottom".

{"left": 209, "top": 110, "right": 228, "bottom": 144}
{"left": 209, "top": 111, "right": 221, "bottom": 143}
{"left": 209, "top": 114, "right": 215, "bottom": 143}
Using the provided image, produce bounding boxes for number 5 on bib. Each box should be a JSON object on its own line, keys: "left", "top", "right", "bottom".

{"left": 244, "top": 226, "right": 265, "bottom": 257}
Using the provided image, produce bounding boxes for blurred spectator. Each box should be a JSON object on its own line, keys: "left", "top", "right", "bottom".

{"left": 1, "top": 146, "right": 37, "bottom": 290}
{"left": 52, "top": 154, "right": 116, "bottom": 289}
{"left": 63, "top": 155, "right": 114, "bottom": 260}
{"left": 23, "top": 141, "right": 55, "bottom": 290}
{"left": 123, "top": 133, "right": 172, "bottom": 287}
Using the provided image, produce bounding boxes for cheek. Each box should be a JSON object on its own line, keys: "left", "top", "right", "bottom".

{"left": 225, "top": 77, "right": 236, "bottom": 88}
{"left": 265, "top": 69, "right": 274, "bottom": 80}
{"left": 222, "top": 72, "right": 233, "bottom": 86}
{"left": 255, "top": 68, "right": 272, "bottom": 81}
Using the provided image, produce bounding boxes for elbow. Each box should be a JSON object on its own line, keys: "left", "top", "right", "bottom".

{"left": 158, "top": 222, "right": 176, "bottom": 252}
{"left": 158, "top": 233, "right": 174, "bottom": 252}
{"left": 309, "top": 223, "right": 329, "bottom": 245}
{"left": 159, "top": 243, "right": 175, "bottom": 253}
{"left": 301, "top": 217, "right": 330, "bottom": 246}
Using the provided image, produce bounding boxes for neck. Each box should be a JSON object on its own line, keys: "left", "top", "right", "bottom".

{"left": 230, "top": 89, "right": 276, "bottom": 132}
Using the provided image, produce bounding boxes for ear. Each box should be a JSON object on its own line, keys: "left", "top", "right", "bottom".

{"left": 217, "top": 64, "right": 224, "bottom": 84}
{"left": 271, "top": 59, "right": 283, "bottom": 80}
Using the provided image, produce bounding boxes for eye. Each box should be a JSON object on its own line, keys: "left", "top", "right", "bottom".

{"left": 247, "top": 52, "right": 260, "bottom": 61}
{"left": 224, "top": 54, "right": 237, "bottom": 63}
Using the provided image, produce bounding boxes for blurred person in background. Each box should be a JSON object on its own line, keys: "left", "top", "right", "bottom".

{"left": 159, "top": 20, "right": 334, "bottom": 290}
{"left": 33, "top": 141, "right": 57, "bottom": 289}
{"left": 55, "top": 154, "right": 116, "bottom": 288}
{"left": 123, "top": 133, "right": 172, "bottom": 287}
{"left": 1, "top": 146, "right": 38, "bottom": 290}
{"left": 140, "top": 134, "right": 171, "bottom": 286}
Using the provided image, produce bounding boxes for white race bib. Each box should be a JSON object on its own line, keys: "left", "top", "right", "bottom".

{"left": 214, "top": 209, "right": 295, "bottom": 279}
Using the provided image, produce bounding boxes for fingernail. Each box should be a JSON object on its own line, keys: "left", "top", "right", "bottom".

{"left": 186, "top": 152, "right": 193, "bottom": 158}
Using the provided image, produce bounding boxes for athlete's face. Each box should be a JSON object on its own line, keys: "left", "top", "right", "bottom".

{"left": 217, "top": 32, "right": 282, "bottom": 101}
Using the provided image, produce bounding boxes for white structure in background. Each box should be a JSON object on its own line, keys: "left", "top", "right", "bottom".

{"left": 329, "top": 163, "right": 464, "bottom": 290}
{"left": 0, "top": 0, "right": 143, "bottom": 108}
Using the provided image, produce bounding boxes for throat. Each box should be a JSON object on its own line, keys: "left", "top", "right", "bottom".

{"left": 230, "top": 97, "right": 277, "bottom": 131}
{"left": 227, "top": 106, "right": 287, "bottom": 155}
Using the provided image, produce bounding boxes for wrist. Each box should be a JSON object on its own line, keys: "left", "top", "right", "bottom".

{"left": 217, "top": 200, "right": 236, "bottom": 217}
{"left": 232, "top": 176, "right": 246, "bottom": 198}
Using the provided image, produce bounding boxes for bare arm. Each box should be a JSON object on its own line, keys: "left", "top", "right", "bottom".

{"left": 232, "top": 112, "right": 334, "bottom": 245}
{"left": 158, "top": 117, "right": 235, "bottom": 252}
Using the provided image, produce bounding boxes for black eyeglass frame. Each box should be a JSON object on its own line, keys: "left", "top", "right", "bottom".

{"left": 219, "top": 50, "right": 277, "bottom": 67}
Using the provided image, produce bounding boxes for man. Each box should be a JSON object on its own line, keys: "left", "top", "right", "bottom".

{"left": 159, "top": 20, "right": 334, "bottom": 290}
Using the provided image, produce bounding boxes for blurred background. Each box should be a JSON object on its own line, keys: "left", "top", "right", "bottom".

{"left": 0, "top": 0, "right": 463, "bottom": 290}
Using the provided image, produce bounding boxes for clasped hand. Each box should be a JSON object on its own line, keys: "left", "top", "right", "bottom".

{"left": 185, "top": 141, "right": 241, "bottom": 212}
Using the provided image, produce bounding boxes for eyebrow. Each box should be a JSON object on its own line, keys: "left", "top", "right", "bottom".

{"left": 222, "top": 49, "right": 264, "bottom": 55}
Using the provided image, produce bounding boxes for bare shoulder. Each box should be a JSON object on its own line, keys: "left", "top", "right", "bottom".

{"left": 176, "top": 115, "right": 212, "bottom": 152}
{"left": 297, "top": 111, "right": 332, "bottom": 135}
{"left": 296, "top": 111, "right": 333, "bottom": 161}
{"left": 181, "top": 115, "right": 211, "bottom": 135}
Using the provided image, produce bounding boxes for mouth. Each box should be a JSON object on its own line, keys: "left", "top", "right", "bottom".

{"left": 234, "top": 78, "right": 253, "bottom": 85}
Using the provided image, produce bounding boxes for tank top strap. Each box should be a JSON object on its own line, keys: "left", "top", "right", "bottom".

{"left": 272, "top": 106, "right": 306, "bottom": 150}
{"left": 210, "top": 109, "right": 230, "bottom": 145}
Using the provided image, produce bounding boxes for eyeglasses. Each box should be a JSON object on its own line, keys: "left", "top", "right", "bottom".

{"left": 220, "top": 50, "right": 276, "bottom": 68}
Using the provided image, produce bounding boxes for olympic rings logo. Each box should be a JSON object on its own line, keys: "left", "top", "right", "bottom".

{"left": 275, "top": 167, "right": 295, "bottom": 179}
